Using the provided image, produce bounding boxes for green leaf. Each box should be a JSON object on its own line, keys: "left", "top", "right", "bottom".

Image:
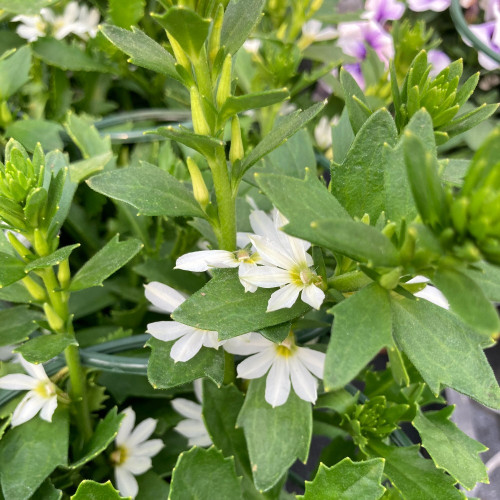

{"left": 331, "top": 109, "right": 398, "bottom": 221}
{"left": 0, "top": 252, "right": 26, "bottom": 287}
{"left": 390, "top": 295, "right": 500, "bottom": 410}
{"left": 25, "top": 244, "right": 80, "bottom": 272}
{"left": 70, "top": 408, "right": 124, "bottom": 468}
{"left": 70, "top": 481, "right": 126, "bottom": 500}
{"left": 109, "top": 0, "right": 144, "bottom": 28}
{"left": 432, "top": 267, "right": 499, "bottom": 337}
{"left": 0, "top": 0, "right": 57, "bottom": 14}
{"left": 221, "top": 0, "right": 265, "bottom": 55}
{"left": 0, "top": 46, "right": 31, "bottom": 100}
{"left": 33, "top": 480, "right": 62, "bottom": 500}
{"left": 0, "top": 282, "right": 32, "bottom": 304}
{"left": 65, "top": 113, "right": 112, "bottom": 159}
{"left": 69, "top": 153, "right": 113, "bottom": 184}
{"left": 237, "top": 377, "right": 312, "bottom": 491}
{"left": 368, "top": 442, "right": 464, "bottom": 500}
{"left": 413, "top": 407, "right": 488, "bottom": 490}
{"left": 464, "top": 261, "right": 500, "bottom": 302}
{"left": 170, "top": 447, "right": 241, "bottom": 500}
{"left": 0, "top": 410, "right": 69, "bottom": 500}
{"left": 14, "top": 335, "right": 77, "bottom": 364}
{"left": 5, "top": 120, "right": 64, "bottom": 153}
{"left": 0, "top": 306, "right": 42, "bottom": 347}
{"left": 331, "top": 107, "right": 354, "bottom": 164}
{"left": 340, "top": 68, "right": 372, "bottom": 134}
{"left": 325, "top": 284, "right": 392, "bottom": 391}
{"left": 136, "top": 471, "right": 170, "bottom": 500}
{"left": 172, "top": 269, "right": 310, "bottom": 339}
{"left": 154, "top": 8, "right": 210, "bottom": 59}
{"left": 147, "top": 338, "right": 224, "bottom": 389}
{"left": 32, "top": 38, "right": 109, "bottom": 72}
{"left": 100, "top": 25, "right": 178, "bottom": 80}
{"left": 87, "top": 164, "right": 205, "bottom": 218}
{"left": 443, "top": 103, "right": 499, "bottom": 138}
{"left": 240, "top": 101, "right": 326, "bottom": 175}
{"left": 69, "top": 235, "right": 143, "bottom": 291}
{"left": 299, "top": 458, "right": 385, "bottom": 500}
{"left": 219, "top": 89, "right": 289, "bottom": 122}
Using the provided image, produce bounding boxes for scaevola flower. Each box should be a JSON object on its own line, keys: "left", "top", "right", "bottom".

{"left": 408, "top": 0, "right": 451, "bottom": 12}
{"left": 362, "top": 0, "right": 405, "bottom": 24}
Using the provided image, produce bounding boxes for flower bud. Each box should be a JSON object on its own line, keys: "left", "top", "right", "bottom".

{"left": 379, "top": 267, "right": 402, "bottom": 290}
{"left": 34, "top": 228, "right": 50, "bottom": 257}
{"left": 190, "top": 86, "right": 211, "bottom": 136}
{"left": 216, "top": 54, "right": 232, "bottom": 109}
{"left": 43, "top": 302, "right": 65, "bottom": 332}
{"left": 57, "top": 259, "right": 71, "bottom": 289}
{"left": 208, "top": 4, "right": 224, "bottom": 64}
{"left": 187, "top": 157, "right": 210, "bottom": 210}
{"left": 6, "top": 231, "right": 31, "bottom": 259}
{"left": 229, "top": 116, "right": 244, "bottom": 164}
{"left": 22, "top": 275, "right": 47, "bottom": 302}
{"left": 167, "top": 32, "right": 191, "bottom": 74}
{"left": 450, "top": 197, "right": 468, "bottom": 236}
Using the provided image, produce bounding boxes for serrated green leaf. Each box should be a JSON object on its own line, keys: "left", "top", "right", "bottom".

{"left": 109, "top": 0, "right": 144, "bottom": 28}
{"left": 147, "top": 338, "right": 224, "bottom": 389}
{"left": 0, "top": 252, "right": 26, "bottom": 287}
{"left": 100, "top": 24, "right": 178, "bottom": 80}
{"left": 325, "top": 284, "right": 392, "bottom": 391}
{"left": 69, "top": 153, "right": 113, "bottom": 184}
{"left": 64, "top": 113, "right": 112, "bottom": 159}
{"left": 25, "top": 244, "right": 80, "bottom": 272}
{"left": 391, "top": 295, "right": 500, "bottom": 410}
{"left": 70, "top": 407, "right": 124, "bottom": 468}
{"left": 172, "top": 269, "right": 310, "bottom": 339}
{"left": 87, "top": 164, "right": 205, "bottom": 218}
{"left": 299, "top": 458, "right": 385, "bottom": 500}
{"left": 413, "top": 407, "right": 488, "bottom": 490}
{"left": 70, "top": 480, "right": 126, "bottom": 500}
{"left": 0, "top": 46, "right": 31, "bottom": 100}
{"left": 221, "top": 0, "right": 265, "bottom": 55}
{"left": 14, "top": 335, "right": 77, "bottom": 364}
{"left": 0, "top": 306, "right": 42, "bottom": 347}
{"left": 432, "top": 267, "right": 499, "bottom": 337}
{"left": 340, "top": 68, "right": 372, "bottom": 134}
{"left": 69, "top": 235, "right": 143, "bottom": 291}
{"left": 368, "top": 442, "right": 464, "bottom": 500}
{"left": 170, "top": 446, "right": 241, "bottom": 499}
{"left": 240, "top": 101, "right": 326, "bottom": 175}
{"left": 33, "top": 479, "right": 62, "bottom": 500}
{"left": 0, "top": 410, "right": 69, "bottom": 500}
{"left": 331, "top": 109, "right": 398, "bottom": 222}
{"left": 237, "top": 377, "right": 312, "bottom": 491}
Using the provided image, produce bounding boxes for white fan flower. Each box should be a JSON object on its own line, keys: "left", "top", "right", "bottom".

{"left": 0, "top": 356, "right": 58, "bottom": 426}
{"left": 243, "top": 39, "right": 261, "bottom": 54}
{"left": 301, "top": 20, "right": 338, "bottom": 43}
{"left": 112, "top": 407, "right": 163, "bottom": 499}
{"left": 171, "top": 379, "right": 212, "bottom": 447}
{"left": 225, "top": 332, "right": 325, "bottom": 407}
{"left": 144, "top": 282, "right": 223, "bottom": 362}
{"left": 239, "top": 210, "right": 325, "bottom": 312}
{"left": 12, "top": 12, "right": 48, "bottom": 42}
{"left": 407, "top": 276, "right": 450, "bottom": 309}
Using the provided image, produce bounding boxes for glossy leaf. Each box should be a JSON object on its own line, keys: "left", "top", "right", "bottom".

{"left": 0, "top": 46, "right": 31, "bottom": 100}
{"left": 172, "top": 269, "right": 310, "bottom": 339}
{"left": 413, "top": 407, "right": 488, "bottom": 490}
{"left": 0, "top": 306, "right": 42, "bottom": 347}
{"left": 170, "top": 447, "right": 241, "bottom": 499}
{"left": 70, "top": 481, "right": 125, "bottom": 500}
{"left": 15, "top": 335, "right": 77, "bottom": 364}
{"left": 236, "top": 377, "right": 312, "bottom": 491}
{"left": 25, "top": 244, "right": 80, "bottom": 272}
{"left": 325, "top": 284, "right": 392, "bottom": 391}
{"left": 0, "top": 252, "right": 26, "bottom": 287}
{"left": 299, "top": 458, "right": 385, "bottom": 500}
{"left": 87, "top": 163, "right": 205, "bottom": 218}
{"left": 147, "top": 338, "right": 225, "bottom": 389}
{"left": 69, "top": 235, "right": 143, "bottom": 291}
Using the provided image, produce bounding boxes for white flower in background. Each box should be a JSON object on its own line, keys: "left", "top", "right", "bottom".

{"left": 0, "top": 356, "right": 58, "bottom": 426}
{"left": 279, "top": 101, "right": 297, "bottom": 116}
{"left": 314, "top": 116, "right": 338, "bottom": 150}
{"left": 12, "top": 2, "right": 100, "bottom": 42}
{"left": 301, "top": 20, "right": 338, "bottom": 43}
{"left": 144, "top": 282, "right": 223, "bottom": 362}
{"left": 171, "top": 379, "right": 212, "bottom": 447}
{"left": 243, "top": 39, "right": 261, "bottom": 54}
{"left": 239, "top": 210, "right": 325, "bottom": 312}
{"left": 407, "top": 276, "right": 450, "bottom": 309}
{"left": 112, "top": 407, "right": 163, "bottom": 499}
{"left": 225, "top": 332, "right": 325, "bottom": 407}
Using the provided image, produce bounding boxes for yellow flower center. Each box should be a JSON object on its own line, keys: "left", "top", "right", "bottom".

{"left": 236, "top": 249, "right": 259, "bottom": 264}
{"left": 34, "top": 380, "right": 56, "bottom": 399}
{"left": 274, "top": 333, "right": 296, "bottom": 357}
{"left": 111, "top": 446, "right": 129, "bottom": 466}
{"left": 290, "top": 265, "right": 317, "bottom": 287}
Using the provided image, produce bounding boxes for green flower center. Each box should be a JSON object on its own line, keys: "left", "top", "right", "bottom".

{"left": 111, "top": 446, "right": 129, "bottom": 466}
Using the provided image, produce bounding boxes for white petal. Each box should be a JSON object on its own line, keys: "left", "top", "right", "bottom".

{"left": 267, "top": 283, "right": 301, "bottom": 311}
{"left": 174, "top": 418, "right": 207, "bottom": 439}
{"left": 406, "top": 275, "right": 430, "bottom": 284}
{"left": 201, "top": 331, "right": 220, "bottom": 349}
{"left": 238, "top": 263, "right": 258, "bottom": 292}
{"left": 236, "top": 232, "right": 252, "bottom": 248}
{"left": 144, "top": 282, "right": 186, "bottom": 313}
{"left": 188, "top": 433, "right": 212, "bottom": 447}
{"left": 237, "top": 348, "right": 275, "bottom": 379}
{"left": 415, "top": 285, "right": 449, "bottom": 310}
{"left": 249, "top": 210, "right": 277, "bottom": 241}
{"left": 11, "top": 393, "right": 45, "bottom": 427}
{"left": 16, "top": 25, "right": 42, "bottom": 41}
{"left": 0, "top": 373, "right": 38, "bottom": 390}
{"left": 133, "top": 439, "right": 164, "bottom": 457}
{"left": 171, "top": 398, "right": 202, "bottom": 420}
{"left": 116, "top": 407, "right": 136, "bottom": 446}
{"left": 20, "top": 357, "right": 47, "bottom": 381}
{"left": 265, "top": 357, "right": 291, "bottom": 407}
{"left": 170, "top": 331, "right": 204, "bottom": 362}
{"left": 239, "top": 265, "right": 291, "bottom": 288}
{"left": 175, "top": 250, "right": 237, "bottom": 271}
{"left": 289, "top": 357, "right": 318, "bottom": 403}
{"left": 147, "top": 321, "right": 196, "bottom": 342}
{"left": 193, "top": 378, "right": 203, "bottom": 403}
{"left": 224, "top": 332, "right": 271, "bottom": 355}
{"left": 115, "top": 466, "right": 138, "bottom": 499}
{"left": 249, "top": 235, "right": 296, "bottom": 270}
{"left": 124, "top": 455, "right": 152, "bottom": 475}
{"left": 296, "top": 348, "right": 325, "bottom": 379}
{"left": 39, "top": 396, "right": 58, "bottom": 422}
{"left": 127, "top": 418, "right": 157, "bottom": 447}
{"left": 315, "top": 26, "right": 338, "bottom": 41}
{"left": 301, "top": 284, "right": 325, "bottom": 310}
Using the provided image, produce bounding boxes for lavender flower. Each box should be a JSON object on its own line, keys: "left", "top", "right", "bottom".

{"left": 428, "top": 49, "right": 452, "bottom": 76}
{"left": 362, "top": 0, "right": 405, "bottom": 24}
{"left": 408, "top": 0, "right": 451, "bottom": 11}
